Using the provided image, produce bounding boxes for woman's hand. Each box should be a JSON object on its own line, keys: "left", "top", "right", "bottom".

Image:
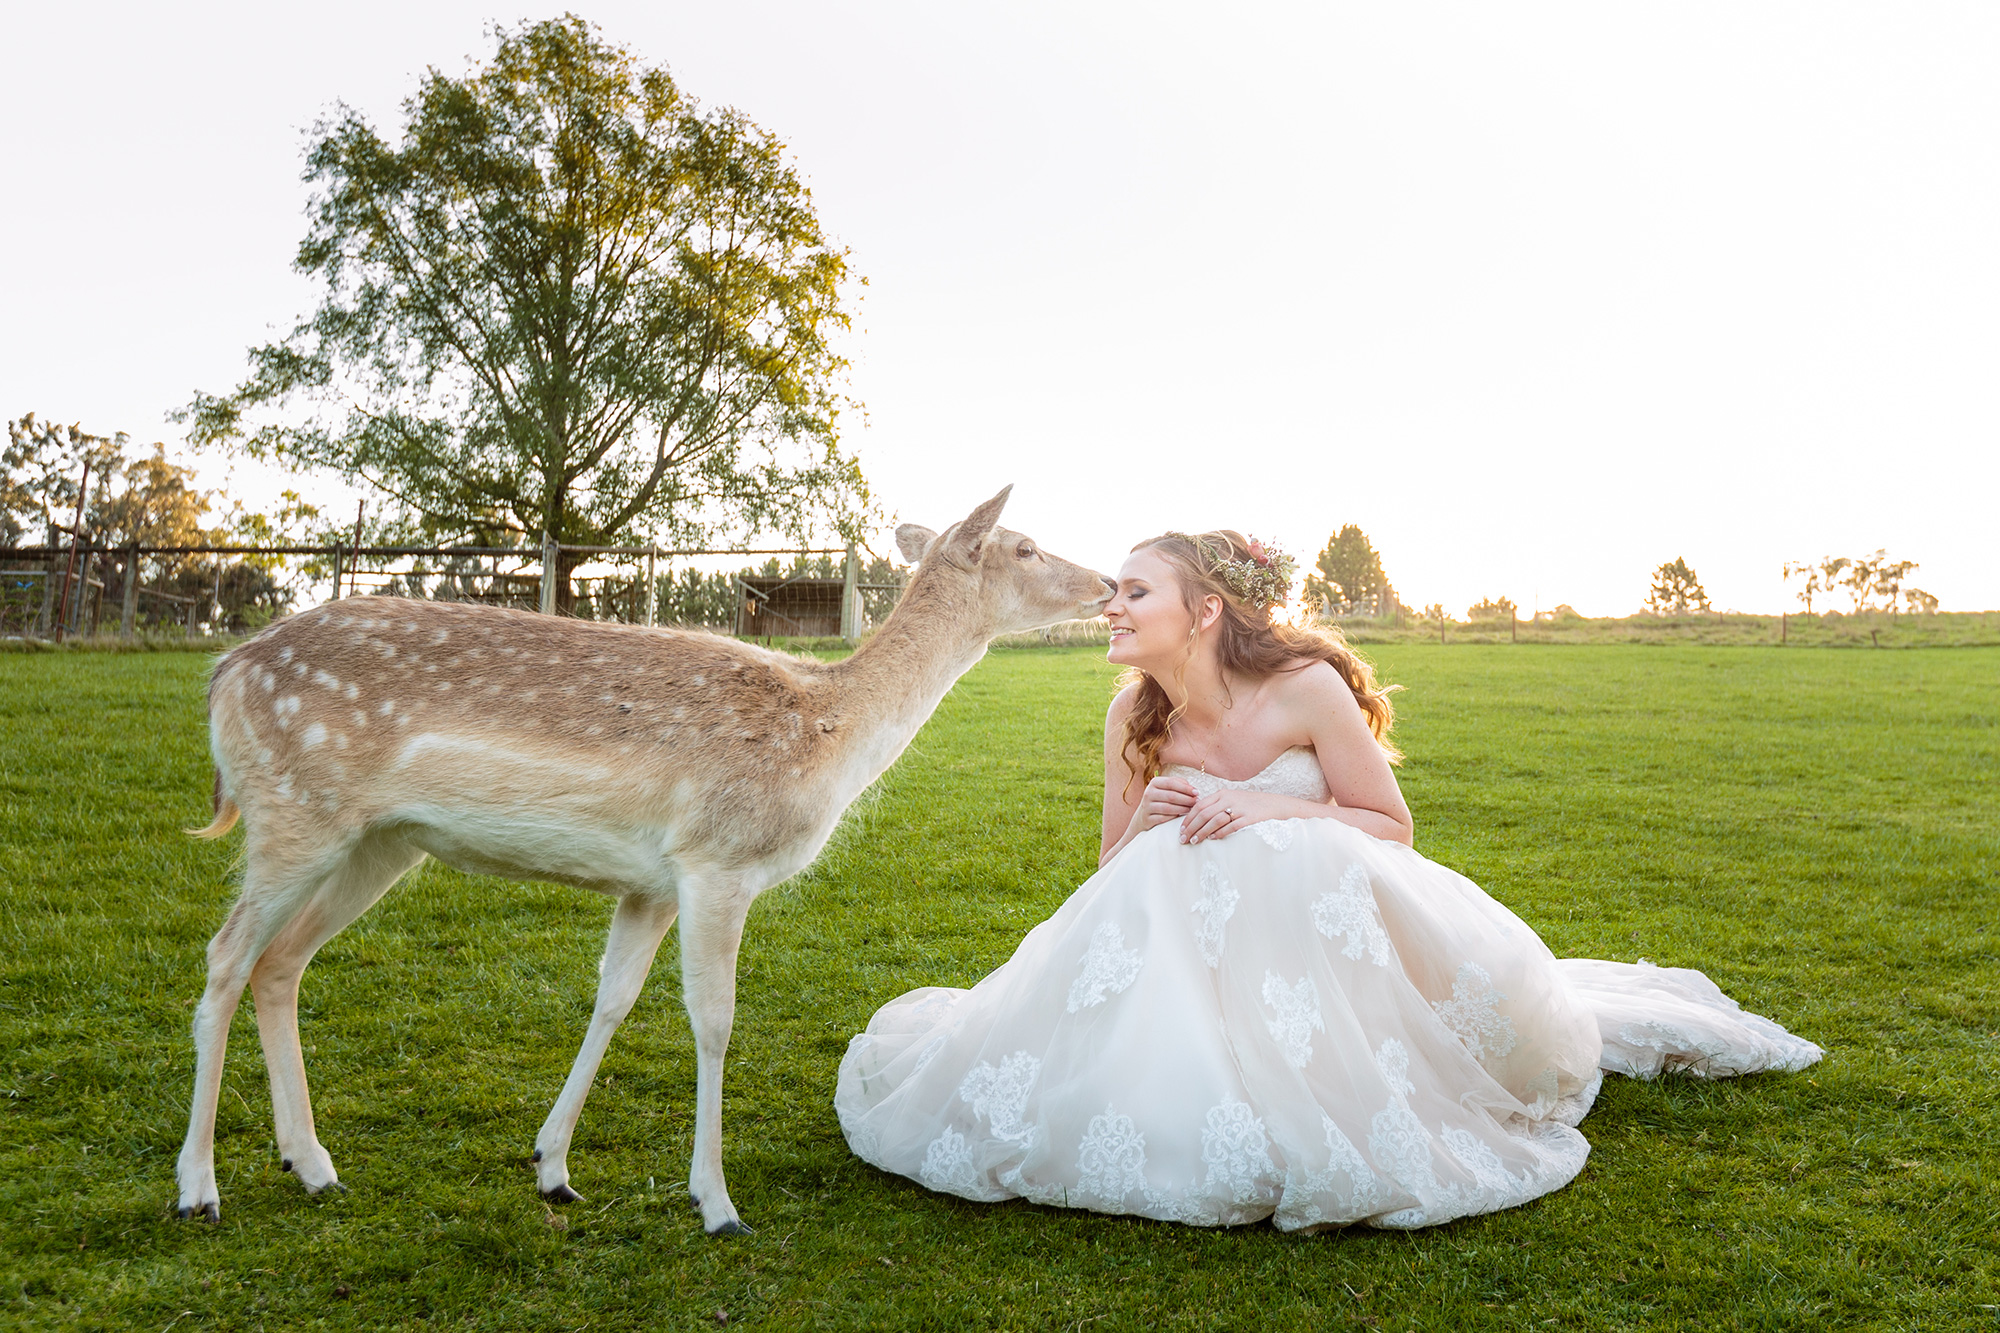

{"left": 1180, "top": 789, "right": 1312, "bottom": 844}
{"left": 1135, "top": 776, "right": 1199, "bottom": 831}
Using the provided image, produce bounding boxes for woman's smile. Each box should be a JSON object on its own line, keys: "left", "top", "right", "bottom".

{"left": 1104, "top": 550, "right": 1184, "bottom": 666}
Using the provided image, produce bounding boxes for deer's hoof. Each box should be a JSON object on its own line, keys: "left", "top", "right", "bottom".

{"left": 176, "top": 1201, "right": 220, "bottom": 1223}
{"left": 706, "top": 1217, "right": 754, "bottom": 1238}
{"left": 543, "top": 1183, "right": 583, "bottom": 1205}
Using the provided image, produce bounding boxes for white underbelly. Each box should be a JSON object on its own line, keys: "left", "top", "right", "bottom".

{"left": 395, "top": 805, "right": 675, "bottom": 896}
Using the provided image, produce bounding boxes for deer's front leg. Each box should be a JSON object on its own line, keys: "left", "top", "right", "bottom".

{"left": 534, "top": 892, "right": 677, "bottom": 1201}
{"left": 677, "top": 875, "right": 755, "bottom": 1235}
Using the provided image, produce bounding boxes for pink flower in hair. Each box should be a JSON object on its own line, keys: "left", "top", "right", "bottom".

{"left": 1247, "top": 539, "right": 1270, "bottom": 567}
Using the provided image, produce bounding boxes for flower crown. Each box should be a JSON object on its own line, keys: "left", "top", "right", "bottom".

{"left": 1165, "top": 532, "right": 1296, "bottom": 607}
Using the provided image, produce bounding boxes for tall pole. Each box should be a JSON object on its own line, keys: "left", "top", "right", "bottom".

{"left": 120, "top": 543, "right": 140, "bottom": 639}
{"left": 37, "top": 525, "right": 57, "bottom": 636}
{"left": 840, "top": 540, "right": 859, "bottom": 643}
{"left": 347, "top": 500, "right": 366, "bottom": 599}
{"left": 643, "top": 546, "right": 658, "bottom": 626}
{"left": 54, "top": 460, "right": 90, "bottom": 643}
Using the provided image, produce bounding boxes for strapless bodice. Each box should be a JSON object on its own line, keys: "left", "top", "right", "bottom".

{"left": 1163, "top": 745, "right": 1330, "bottom": 802}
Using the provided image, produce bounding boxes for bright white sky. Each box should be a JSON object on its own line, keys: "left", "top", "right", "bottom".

{"left": 4, "top": 2, "right": 1996, "bottom": 614}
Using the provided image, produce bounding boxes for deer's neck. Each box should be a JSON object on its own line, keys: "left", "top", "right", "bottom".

{"left": 817, "top": 572, "right": 989, "bottom": 792}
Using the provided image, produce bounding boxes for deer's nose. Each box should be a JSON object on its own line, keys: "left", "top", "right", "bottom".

{"left": 1099, "top": 576, "right": 1118, "bottom": 596}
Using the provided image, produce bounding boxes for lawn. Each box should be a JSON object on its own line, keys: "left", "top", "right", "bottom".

{"left": 1, "top": 643, "right": 1995, "bottom": 1331}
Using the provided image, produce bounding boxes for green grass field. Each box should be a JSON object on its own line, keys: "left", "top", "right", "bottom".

{"left": 2, "top": 644, "right": 1995, "bottom": 1331}
{"left": 1339, "top": 609, "right": 2000, "bottom": 650}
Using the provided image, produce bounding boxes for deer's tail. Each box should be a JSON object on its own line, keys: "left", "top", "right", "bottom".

{"left": 187, "top": 769, "right": 240, "bottom": 840}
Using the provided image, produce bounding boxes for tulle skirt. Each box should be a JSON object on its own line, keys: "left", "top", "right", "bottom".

{"left": 835, "top": 817, "right": 1821, "bottom": 1230}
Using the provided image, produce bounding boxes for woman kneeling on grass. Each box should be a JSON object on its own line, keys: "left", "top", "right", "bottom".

{"left": 835, "top": 530, "right": 1821, "bottom": 1230}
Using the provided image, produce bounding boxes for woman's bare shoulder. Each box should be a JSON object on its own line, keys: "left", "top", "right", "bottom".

{"left": 1267, "top": 658, "right": 1353, "bottom": 706}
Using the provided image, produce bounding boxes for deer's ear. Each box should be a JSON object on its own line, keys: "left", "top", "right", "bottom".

{"left": 942, "top": 485, "right": 1013, "bottom": 566}
{"left": 896, "top": 523, "right": 938, "bottom": 563}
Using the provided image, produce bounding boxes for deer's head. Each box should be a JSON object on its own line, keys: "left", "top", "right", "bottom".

{"left": 896, "top": 486, "right": 1115, "bottom": 635}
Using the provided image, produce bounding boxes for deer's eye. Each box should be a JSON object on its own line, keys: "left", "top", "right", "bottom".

{"left": 1017, "top": 542, "right": 1036, "bottom": 559}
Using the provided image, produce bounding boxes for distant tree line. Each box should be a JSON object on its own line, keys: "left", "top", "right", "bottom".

{"left": 3, "top": 413, "right": 296, "bottom": 631}
{"left": 1784, "top": 551, "right": 1936, "bottom": 615}
{"left": 1294, "top": 529, "right": 1944, "bottom": 627}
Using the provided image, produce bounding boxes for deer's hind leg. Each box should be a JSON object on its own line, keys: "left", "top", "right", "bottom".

{"left": 175, "top": 828, "right": 414, "bottom": 1221}
{"left": 251, "top": 829, "right": 425, "bottom": 1196}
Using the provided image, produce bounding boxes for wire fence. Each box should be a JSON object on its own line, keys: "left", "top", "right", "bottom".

{"left": 0, "top": 537, "right": 909, "bottom": 643}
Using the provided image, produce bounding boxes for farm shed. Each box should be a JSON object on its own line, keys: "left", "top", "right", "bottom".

{"left": 734, "top": 575, "right": 848, "bottom": 637}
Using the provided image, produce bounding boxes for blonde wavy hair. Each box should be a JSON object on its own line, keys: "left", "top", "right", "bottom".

{"left": 1116, "top": 529, "right": 1402, "bottom": 791}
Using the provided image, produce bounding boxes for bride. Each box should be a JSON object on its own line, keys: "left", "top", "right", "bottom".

{"left": 835, "top": 530, "right": 1820, "bottom": 1230}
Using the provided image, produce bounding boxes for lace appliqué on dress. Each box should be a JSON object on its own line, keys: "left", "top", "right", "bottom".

{"left": 1275, "top": 1114, "right": 1390, "bottom": 1229}
{"left": 1251, "top": 819, "right": 1296, "bottom": 851}
{"left": 1261, "top": 971, "right": 1325, "bottom": 1069}
{"left": 1076, "top": 1104, "right": 1148, "bottom": 1204}
{"left": 1432, "top": 961, "right": 1519, "bottom": 1063}
{"left": 1374, "top": 1037, "right": 1416, "bottom": 1095}
{"left": 1312, "top": 863, "right": 1391, "bottom": 966}
{"left": 959, "top": 1051, "right": 1041, "bottom": 1148}
{"left": 1355, "top": 1038, "right": 1593, "bottom": 1230}
{"left": 920, "top": 1126, "right": 998, "bottom": 1199}
{"left": 1200, "top": 1101, "right": 1277, "bottom": 1207}
{"left": 1438, "top": 1126, "right": 1514, "bottom": 1194}
{"left": 905, "top": 990, "right": 956, "bottom": 1025}
{"left": 1366, "top": 1036, "right": 1437, "bottom": 1213}
{"left": 911, "top": 1034, "right": 947, "bottom": 1077}
{"left": 1067, "top": 922, "right": 1143, "bottom": 1012}
{"left": 1191, "top": 863, "right": 1239, "bottom": 968}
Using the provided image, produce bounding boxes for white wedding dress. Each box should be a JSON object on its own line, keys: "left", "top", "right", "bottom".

{"left": 835, "top": 748, "right": 1822, "bottom": 1230}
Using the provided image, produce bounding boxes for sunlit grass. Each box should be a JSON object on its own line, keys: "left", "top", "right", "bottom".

{"left": 1, "top": 644, "right": 1994, "bottom": 1331}
{"left": 1342, "top": 609, "right": 2000, "bottom": 649}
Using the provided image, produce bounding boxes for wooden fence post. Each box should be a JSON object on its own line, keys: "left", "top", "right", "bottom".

{"left": 62, "top": 536, "right": 94, "bottom": 639}
{"left": 347, "top": 500, "right": 366, "bottom": 600}
{"left": 330, "top": 541, "right": 344, "bottom": 601}
{"left": 643, "top": 546, "right": 658, "bottom": 626}
{"left": 840, "top": 540, "right": 859, "bottom": 644}
{"left": 539, "top": 536, "right": 558, "bottom": 615}
{"left": 37, "top": 541, "right": 57, "bottom": 637}
{"left": 120, "top": 544, "right": 140, "bottom": 639}
{"left": 54, "top": 461, "right": 90, "bottom": 642}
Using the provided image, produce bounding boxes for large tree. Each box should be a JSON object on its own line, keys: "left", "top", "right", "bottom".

{"left": 2, "top": 414, "right": 127, "bottom": 547}
{"left": 184, "top": 16, "right": 866, "bottom": 609}
{"left": 1304, "top": 524, "right": 1388, "bottom": 616}
{"left": 1644, "top": 557, "right": 1710, "bottom": 615}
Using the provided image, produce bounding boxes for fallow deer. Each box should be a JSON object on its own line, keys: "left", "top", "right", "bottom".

{"left": 174, "top": 486, "right": 1113, "bottom": 1234}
